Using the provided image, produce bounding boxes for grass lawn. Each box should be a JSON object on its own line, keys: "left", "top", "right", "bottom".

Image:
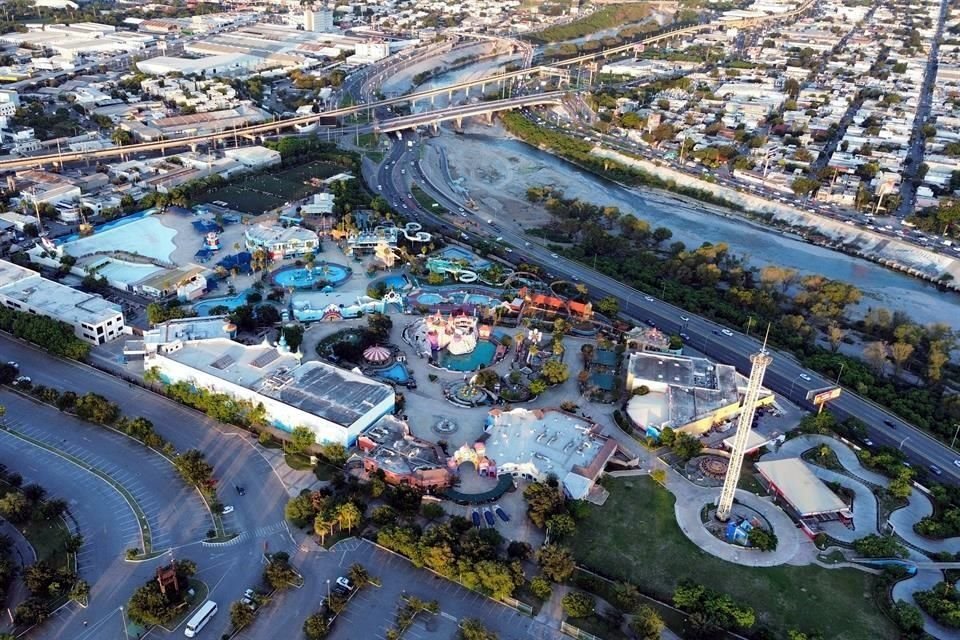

{"left": 24, "top": 515, "right": 71, "bottom": 570}
{"left": 568, "top": 478, "right": 897, "bottom": 640}
{"left": 158, "top": 578, "right": 209, "bottom": 633}
{"left": 411, "top": 185, "right": 447, "bottom": 214}
{"left": 284, "top": 452, "right": 314, "bottom": 471}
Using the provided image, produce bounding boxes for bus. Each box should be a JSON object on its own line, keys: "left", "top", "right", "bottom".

{"left": 184, "top": 600, "right": 217, "bottom": 638}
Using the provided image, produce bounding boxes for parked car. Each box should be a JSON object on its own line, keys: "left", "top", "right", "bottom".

{"left": 336, "top": 577, "right": 354, "bottom": 591}
{"left": 222, "top": 505, "right": 234, "bottom": 515}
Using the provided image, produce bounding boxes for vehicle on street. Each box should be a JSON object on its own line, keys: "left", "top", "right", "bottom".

{"left": 799, "top": 373, "right": 812, "bottom": 382}
{"left": 954, "top": 460, "right": 960, "bottom": 469}
{"left": 930, "top": 464, "right": 943, "bottom": 476}
{"left": 235, "top": 485, "right": 245, "bottom": 496}
{"left": 645, "top": 319, "right": 656, "bottom": 328}
{"left": 720, "top": 329, "right": 733, "bottom": 337}
{"left": 222, "top": 505, "right": 234, "bottom": 515}
{"left": 644, "top": 296, "right": 654, "bottom": 302}
{"left": 679, "top": 333, "right": 691, "bottom": 341}
{"left": 863, "top": 437, "right": 874, "bottom": 447}
{"left": 14, "top": 375, "right": 30, "bottom": 385}
{"left": 184, "top": 600, "right": 218, "bottom": 638}
{"left": 336, "top": 576, "right": 354, "bottom": 591}
{"left": 6, "top": 361, "right": 17, "bottom": 368}
{"left": 550, "top": 253, "right": 559, "bottom": 259}
{"left": 679, "top": 315, "right": 689, "bottom": 322}
{"left": 883, "top": 420, "right": 897, "bottom": 429}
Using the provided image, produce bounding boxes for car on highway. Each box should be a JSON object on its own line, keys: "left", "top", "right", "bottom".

{"left": 954, "top": 460, "right": 960, "bottom": 469}
{"left": 679, "top": 315, "right": 689, "bottom": 322}
{"left": 720, "top": 329, "right": 733, "bottom": 337}
{"left": 883, "top": 419, "right": 897, "bottom": 429}
{"left": 930, "top": 464, "right": 943, "bottom": 476}
{"left": 222, "top": 505, "right": 234, "bottom": 515}
{"left": 644, "top": 296, "right": 654, "bottom": 302}
{"left": 679, "top": 332, "right": 691, "bottom": 341}
{"left": 645, "top": 319, "right": 656, "bottom": 328}
{"left": 550, "top": 253, "right": 559, "bottom": 259}
{"left": 799, "top": 373, "right": 812, "bottom": 382}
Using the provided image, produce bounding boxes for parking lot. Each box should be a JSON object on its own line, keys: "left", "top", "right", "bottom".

{"left": 327, "top": 541, "right": 564, "bottom": 640}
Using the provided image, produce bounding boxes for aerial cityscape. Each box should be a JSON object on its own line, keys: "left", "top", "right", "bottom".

{"left": 0, "top": 0, "right": 959, "bottom": 639}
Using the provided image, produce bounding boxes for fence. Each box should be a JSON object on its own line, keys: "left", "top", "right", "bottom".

{"left": 501, "top": 596, "right": 534, "bottom": 616}
{"left": 560, "top": 621, "right": 601, "bottom": 640}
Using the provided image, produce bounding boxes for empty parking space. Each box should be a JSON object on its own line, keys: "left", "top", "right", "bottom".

{"left": 327, "top": 542, "right": 560, "bottom": 640}
{"left": 1, "top": 396, "right": 211, "bottom": 550}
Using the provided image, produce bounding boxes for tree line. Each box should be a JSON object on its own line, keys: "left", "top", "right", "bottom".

{"left": 0, "top": 306, "right": 90, "bottom": 361}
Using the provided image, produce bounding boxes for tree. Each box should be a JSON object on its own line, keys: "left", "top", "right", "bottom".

{"left": 263, "top": 552, "right": 299, "bottom": 590}
{"left": 596, "top": 296, "right": 619, "bottom": 316}
{"left": 890, "top": 341, "right": 914, "bottom": 376}
{"left": 826, "top": 323, "right": 844, "bottom": 353}
{"left": 529, "top": 379, "right": 547, "bottom": 396}
{"left": 303, "top": 611, "right": 330, "bottom": 639}
{"left": 74, "top": 393, "right": 120, "bottom": 424}
{"left": 889, "top": 599, "right": 924, "bottom": 633}
{"left": 421, "top": 501, "right": 445, "bottom": 521}
{"left": 546, "top": 513, "right": 576, "bottom": 539}
{"left": 348, "top": 563, "right": 371, "bottom": 588}
{"left": 562, "top": 591, "right": 595, "bottom": 618}
{"left": 853, "top": 534, "right": 907, "bottom": 558}
{"left": 336, "top": 501, "right": 362, "bottom": 532}
{"left": 287, "top": 426, "right": 316, "bottom": 454}
{"left": 747, "top": 527, "right": 778, "bottom": 551}
{"left": 523, "top": 483, "right": 566, "bottom": 528}
{"left": 230, "top": 600, "right": 255, "bottom": 631}
{"left": 321, "top": 442, "right": 347, "bottom": 466}
{"left": 862, "top": 341, "right": 889, "bottom": 375}
{"left": 314, "top": 512, "right": 337, "bottom": 546}
{"left": 285, "top": 493, "right": 317, "bottom": 527}
{"left": 671, "top": 432, "right": 703, "bottom": 461}
{"left": 536, "top": 544, "right": 575, "bottom": 583}
{"left": 541, "top": 360, "right": 569, "bottom": 385}
{"left": 173, "top": 449, "right": 213, "bottom": 487}
{"left": 530, "top": 575, "right": 552, "bottom": 600}
{"left": 630, "top": 605, "right": 665, "bottom": 640}
{"left": 0, "top": 490, "right": 31, "bottom": 524}
{"left": 459, "top": 618, "right": 498, "bottom": 640}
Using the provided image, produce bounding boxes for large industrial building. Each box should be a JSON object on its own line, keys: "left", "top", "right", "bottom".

{"left": 145, "top": 337, "right": 394, "bottom": 445}
{"left": 624, "top": 351, "right": 773, "bottom": 434}
{"left": 0, "top": 259, "right": 125, "bottom": 345}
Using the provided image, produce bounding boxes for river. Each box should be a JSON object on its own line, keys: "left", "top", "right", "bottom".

{"left": 440, "top": 133, "right": 960, "bottom": 331}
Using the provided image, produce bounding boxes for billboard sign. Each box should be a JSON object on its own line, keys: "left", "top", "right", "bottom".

{"left": 806, "top": 386, "right": 842, "bottom": 405}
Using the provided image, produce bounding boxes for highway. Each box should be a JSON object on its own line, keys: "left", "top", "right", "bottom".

{"left": 375, "top": 130, "right": 960, "bottom": 485}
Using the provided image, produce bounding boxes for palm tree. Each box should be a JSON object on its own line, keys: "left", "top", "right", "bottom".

{"left": 337, "top": 502, "right": 362, "bottom": 532}
{"left": 314, "top": 512, "right": 336, "bottom": 545}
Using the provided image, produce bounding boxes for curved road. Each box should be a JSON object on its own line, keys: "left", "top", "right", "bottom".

{"left": 372, "top": 129, "right": 960, "bottom": 485}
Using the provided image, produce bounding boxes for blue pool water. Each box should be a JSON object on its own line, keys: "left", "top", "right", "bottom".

{"left": 377, "top": 362, "right": 410, "bottom": 383}
{"left": 383, "top": 274, "right": 408, "bottom": 290}
{"left": 465, "top": 294, "right": 494, "bottom": 306}
{"left": 193, "top": 290, "right": 253, "bottom": 315}
{"left": 439, "top": 341, "right": 497, "bottom": 371}
{"left": 274, "top": 263, "right": 351, "bottom": 288}
{"left": 57, "top": 208, "right": 157, "bottom": 244}
{"left": 418, "top": 293, "right": 443, "bottom": 305}
{"left": 438, "top": 246, "right": 490, "bottom": 269}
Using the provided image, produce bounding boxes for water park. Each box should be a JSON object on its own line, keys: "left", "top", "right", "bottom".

{"left": 273, "top": 261, "right": 353, "bottom": 289}
{"left": 405, "top": 309, "right": 507, "bottom": 372}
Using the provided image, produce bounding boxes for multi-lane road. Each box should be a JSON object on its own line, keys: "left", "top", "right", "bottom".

{"left": 376, "top": 130, "right": 960, "bottom": 484}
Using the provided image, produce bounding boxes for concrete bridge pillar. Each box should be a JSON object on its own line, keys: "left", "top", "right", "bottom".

{"left": 190, "top": 143, "right": 198, "bottom": 153}
{"left": 481, "top": 82, "right": 486, "bottom": 93}
{"left": 465, "top": 86, "right": 470, "bottom": 97}
{"left": 431, "top": 94, "right": 435, "bottom": 108}
{"left": 455, "top": 116, "right": 462, "bottom": 130}
{"left": 431, "top": 120, "right": 439, "bottom": 134}
{"left": 484, "top": 112, "right": 492, "bottom": 125}
{"left": 448, "top": 89, "right": 453, "bottom": 102}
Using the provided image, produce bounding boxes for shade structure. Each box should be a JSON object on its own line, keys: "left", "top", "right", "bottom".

{"left": 363, "top": 345, "right": 391, "bottom": 363}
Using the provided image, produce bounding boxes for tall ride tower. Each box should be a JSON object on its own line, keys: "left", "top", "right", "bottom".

{"left": 716, "top": 344, "right": 772, "bottom": 522}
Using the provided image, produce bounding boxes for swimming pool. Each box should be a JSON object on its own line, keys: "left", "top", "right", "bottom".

{"left": 383, "top": 274, "right": 408, "bottom": 290}
{"left": 417, "top": 293, "right": 443, "bottom": 305}
{"left": 439, "top": 341, "right": 497, "bottom": 372}
{"left": 192, "top": 290, "right": 253, "bottom": 315}
{"left": 274, "top": 263, "right": 351, "bottom": 288}
{"left": 57, "top": 208, "right": 157, "bottom": 244}
{"left": 377, "top": 362, "right": 410, "bottom": 383}
{"left": 465, "top": 294, "right": 495, "bottom": 306}
{"left": 438, "top": 247, "right": 490, "bottom": 270}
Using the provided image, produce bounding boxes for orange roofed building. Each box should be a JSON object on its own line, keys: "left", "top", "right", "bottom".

{"left": 518, "top": 287, "right": 593, "bottom": 319}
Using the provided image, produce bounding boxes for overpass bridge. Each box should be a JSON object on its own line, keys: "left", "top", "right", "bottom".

{"left": 0, "top": 93, "right": 568, "bottom": 170}
{"left": 373, "top": 92, "right": 566, "bottom": 133}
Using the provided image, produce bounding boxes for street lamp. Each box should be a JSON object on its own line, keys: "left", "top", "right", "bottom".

{"left": 788, "top": 374, "right": 804, "bottom": 399}
{"left": 326, "top": 579, "right": 330, "bottom": 602}
{"left": 120, "top": 606, "right": 128, "bottom": 638}
{"left": 835, "top": 362, "right": 845, "bottom": 386}
{"left": 951, "top": 424, "right": 960, "bottom": 450}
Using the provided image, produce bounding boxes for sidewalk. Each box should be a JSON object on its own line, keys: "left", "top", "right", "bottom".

{"left": 256, "top": 446, "right": 326, "bottom": 497}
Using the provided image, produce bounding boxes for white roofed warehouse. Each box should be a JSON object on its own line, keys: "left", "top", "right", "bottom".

{"left": 145, "top": 337, "right": 394, "bottom": 446}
